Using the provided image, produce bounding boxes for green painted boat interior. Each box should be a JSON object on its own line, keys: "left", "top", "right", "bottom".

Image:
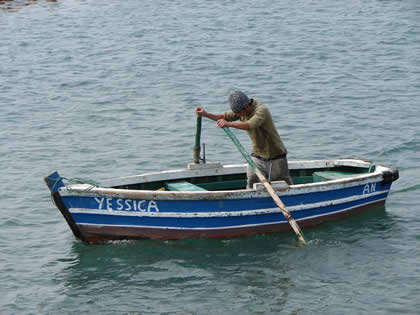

{"left": 112, "top": 164, "right": 376, "bottom": 191}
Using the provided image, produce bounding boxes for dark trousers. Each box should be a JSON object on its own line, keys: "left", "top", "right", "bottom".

{"left": 247, "top": 156, "right": 293, "bottom": 189}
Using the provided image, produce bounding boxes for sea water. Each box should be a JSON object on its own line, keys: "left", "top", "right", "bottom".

{"left": 1, "top": 0, "right": 419, "bottom": 313}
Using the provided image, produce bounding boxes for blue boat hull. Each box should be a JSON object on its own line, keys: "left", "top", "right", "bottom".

{"left": 72, "top": 199, "right": 387, "bottom": 242}
{"left": 47, "top": 169, "right": 394, "bottom": 242}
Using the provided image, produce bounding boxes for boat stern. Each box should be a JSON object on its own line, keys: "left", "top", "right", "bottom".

{"left": 382, "top": 167, "right": 399, "bottom": 185}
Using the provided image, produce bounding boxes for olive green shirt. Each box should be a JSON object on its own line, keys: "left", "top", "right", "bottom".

{"left": 223, "top": 99, "right": 287, "bottom": 159}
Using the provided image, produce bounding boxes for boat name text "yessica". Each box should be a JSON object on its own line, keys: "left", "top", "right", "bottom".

{"left": 95, "top": 197, "right": 160, "bottom": 212}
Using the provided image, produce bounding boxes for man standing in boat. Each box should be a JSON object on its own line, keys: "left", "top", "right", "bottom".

{"left": 195, "top": 91, "right": 293, "bottom": 188}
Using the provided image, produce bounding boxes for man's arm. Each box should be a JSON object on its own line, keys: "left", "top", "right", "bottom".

{"left": 217, "top": 119, "right": 249, "bottom": 130}
{"left": 195, "top": 107, "right": 224, "bottom": 121}
{"left": 195, "top": 107, "right": 249, "bottom": 130}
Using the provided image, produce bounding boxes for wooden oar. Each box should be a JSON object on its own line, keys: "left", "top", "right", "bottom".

{"left": 223, "top": 127, "right": 307, "bottom": 245}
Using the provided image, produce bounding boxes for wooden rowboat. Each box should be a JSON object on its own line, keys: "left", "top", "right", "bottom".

{"left": 45, "top": 158, "right": 398, "bottom": 243}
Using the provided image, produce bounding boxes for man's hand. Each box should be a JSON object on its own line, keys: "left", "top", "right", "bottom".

{"left": 195, "top": 107, "right": 207, "bottom": 117}
{"left": 217, "top": 119, "right": 231, "bottom": 128}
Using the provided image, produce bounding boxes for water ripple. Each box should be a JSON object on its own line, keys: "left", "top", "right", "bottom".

{"left": 1, "top": 0, "right": 419, "bottom": 313}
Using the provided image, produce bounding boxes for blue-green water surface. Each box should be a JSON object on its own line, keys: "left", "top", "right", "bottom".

{"left": 1, "top": 0, "right": 419, "bottom": 313}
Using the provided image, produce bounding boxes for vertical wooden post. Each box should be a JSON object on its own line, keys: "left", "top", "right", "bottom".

{"left": 193, "top": 116, "right": 202, "bottom": 164}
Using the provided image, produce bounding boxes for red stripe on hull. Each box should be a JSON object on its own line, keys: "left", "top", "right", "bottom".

{"left": 77, "top": 200, "right": 386, "bottom": 243}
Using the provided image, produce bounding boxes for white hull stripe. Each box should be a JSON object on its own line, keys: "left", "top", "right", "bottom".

{"left": 69, "top": 190, "right": 389, "bottom": 218}
{"left": 77, "top": 198, "right": 386, "bottom": 231}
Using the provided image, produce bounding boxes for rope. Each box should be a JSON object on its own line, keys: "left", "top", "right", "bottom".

{"left": 49, "top": 175, "right": 98, "bottom": 207}
{"left": 50, "top": 176, "right": 98, "bottom": 193}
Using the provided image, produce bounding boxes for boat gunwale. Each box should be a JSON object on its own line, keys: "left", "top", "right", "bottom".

{"left": 98, "top": 158, "right": 373, "bottom": 188}
{"left": 58, "top": 164, "right": 389, "bottom": 201}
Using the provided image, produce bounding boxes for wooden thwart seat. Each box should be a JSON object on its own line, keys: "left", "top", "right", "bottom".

{"left": 313, "top": 171, "right": 356, "bottom": 182}
{"left": 165, "top": 181, "right": 208, "bottom": 191}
